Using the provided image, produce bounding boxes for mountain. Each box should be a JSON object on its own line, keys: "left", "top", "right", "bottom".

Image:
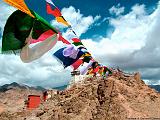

{"left": 0, "top": 82, "right": 26, "bottom": 92}
{"left": 0, "top": 82, "right": 46, "bottom": 92}
{"left": 35, "top": 86, "right": 46, "bottom": 91}
{"left": 0, "top": 72, "right": 160, "bottom": 120}
{"left": 149, "top": 85, "right": 160, "bottom": 92}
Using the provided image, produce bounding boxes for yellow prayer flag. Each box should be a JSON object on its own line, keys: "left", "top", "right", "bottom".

{"left": 56, "top": 16, "right": 70, "bottom": 26}
{"left": 3, "top": 0, "right": 35, "bottom": 18}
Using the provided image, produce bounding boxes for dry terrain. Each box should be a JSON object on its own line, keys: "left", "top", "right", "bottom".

{"left": 0, "top": 72, "right": 160, "bottom": 120}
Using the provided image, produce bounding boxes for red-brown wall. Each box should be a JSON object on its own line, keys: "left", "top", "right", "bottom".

{"left": 27, "top": 95, "right": 41, "bottom": 109}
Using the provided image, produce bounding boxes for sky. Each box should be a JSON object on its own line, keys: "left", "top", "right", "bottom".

{"left": 0, "top": 0, "right": 160, "bottom": 87}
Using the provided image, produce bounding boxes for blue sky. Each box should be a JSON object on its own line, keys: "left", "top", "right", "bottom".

{"left": 0, "top": 0, "right": 160, "bottom": 87}
{"left": 25, "top": 0, "right": 159, "bottom": 39}
{"left": 0, "top": 0, "right": 159, "bottom": 38}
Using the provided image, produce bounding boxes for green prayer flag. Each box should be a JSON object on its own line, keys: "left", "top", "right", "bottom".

{"left": 2, "top": 10, "right": 57, "bottom": 53}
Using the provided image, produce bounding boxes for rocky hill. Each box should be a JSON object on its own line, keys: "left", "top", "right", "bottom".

{"left": 0, "top": 72, "right": 160, "bottom": 120}
{"left": 0, "top": 82, "right": 42, "bottom": 116}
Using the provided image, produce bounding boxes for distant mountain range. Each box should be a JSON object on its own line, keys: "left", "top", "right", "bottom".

{"left": 149, "top": 85, "right": 160, "bottom": 92}
{"left": 0, "top": 82, "right": 68, "bottom": 92}
{"left": 0, "top": 82, "right": 159, "bottom": 93}
{"left": 0, "top": 82, "right": 46, "bottom": 92}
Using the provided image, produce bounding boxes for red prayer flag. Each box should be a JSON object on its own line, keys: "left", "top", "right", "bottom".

{"left": 46, "top": 3, "right": 61, "bottom": 17}
{"left": 72, "top": 38, "right": 81, "bottom": 43}
{"left": 58, "top": 33, "right": 71, "bottom": 44}
{"left": 71, "top": 59, "right": 83, "bottom": 70}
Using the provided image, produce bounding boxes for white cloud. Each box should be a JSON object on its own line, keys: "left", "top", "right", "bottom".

{"left": 131, "top": 4, "right": 146, "bottom": 15}
{"left": 109, "top": 4, "right": 125, "bottom": 16}
{"left": 82, "top": 3, "right": 160, "bottom": 84}
{"left": 51, "top": 6, "right": 101, "bottom": 38}
{"left": 1, "top": 1, "right": 160, "bottom": 87}
{"left": 83, "top": 4, "right": 150, "bottom": 61}
{"left": 0, "top": 2, "right": 72, "bottom": 88}
{"left": 0, "top": 47, "right": 71, "bottom": 88}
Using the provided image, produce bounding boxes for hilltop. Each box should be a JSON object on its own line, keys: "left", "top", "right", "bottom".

{"left": 0, "top": 72, "right": 160, "bottom": 120}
